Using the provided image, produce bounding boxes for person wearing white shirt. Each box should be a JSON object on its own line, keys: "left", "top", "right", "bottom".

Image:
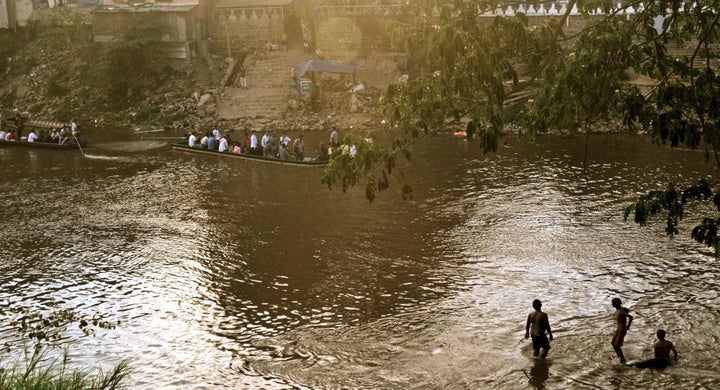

{"left": 212, "top": 128, "right": 220, "bottom": 140}
{"left": 0, "top": 131, "right": 5, "bottom": 140}
{"left": 27, "top": 131, "right": 39, "bottom": 142}
{"left": 250, "top": 131, "right": 259, "bottom": 154}
{"left": 261, "top": 132, "right": 269, "bottom": 156}
{"left": 71, "top": 119, "right": 78, "bottom": 136}
{"left": 188, "top": 132, "right": 197, "bottom": 147}
{"left": 218, "top": 136, "right": 228, "bottom": 152}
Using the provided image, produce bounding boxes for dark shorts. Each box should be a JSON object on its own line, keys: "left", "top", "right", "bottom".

{"left": 612, "top": 329, "right": 627, "bottom": 347}
{"left": 531, "top": 334, "right": 550, "bottom": 351}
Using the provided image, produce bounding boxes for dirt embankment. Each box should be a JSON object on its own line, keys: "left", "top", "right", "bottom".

{"left": 0, "top": 38, "right": 405, "bottom": 137}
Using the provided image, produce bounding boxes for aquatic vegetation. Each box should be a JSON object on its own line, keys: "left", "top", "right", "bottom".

{"left": 0, "top": 344, "right": 130, "bottom": 390}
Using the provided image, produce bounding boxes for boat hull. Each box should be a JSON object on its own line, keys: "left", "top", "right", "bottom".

{"left": 0, "top": 139, "right": 87, "bottom": 150}
{"left": 171, "top": 143, "right": 328, "bottom": 167}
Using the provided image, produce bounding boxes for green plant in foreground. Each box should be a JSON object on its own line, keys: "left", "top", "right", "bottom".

{"left": 0, "top": 344, "right": 130, "bottom": 390}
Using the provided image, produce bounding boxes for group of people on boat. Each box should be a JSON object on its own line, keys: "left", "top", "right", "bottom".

{"left": 186, "top": 125, "right": 344, "bottom": 162}
{"left": 1, "top": 115, "right": 79, "bottom": 145}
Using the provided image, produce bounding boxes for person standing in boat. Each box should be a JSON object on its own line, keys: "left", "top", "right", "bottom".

{"left": 218, "top": 135, "right": 229, "bottom": 152}
{"left": 261, "top": 130, "right": 270, "bottom": 157}
{"left": 268, "top": 132, "right": 278, "bottom": 158}
{"left": 330, "top": 126, "right": 340, "bottom": 148}
{"left": 279, "top": 142, "right": 290, "bottom": 160}
{"left": 58, "top": 125, "right": 69, "bottom": 144}
{"left": 293, "top": 134, "right": 305, "bottom": 161}
{"left": 250, "top": 130, "right": 259, "bottom": 155}
{"left": 14, "top": 114, "right": 24, "bottom": 140}
{"left": 207, "top": 133, "right": 217, "bottom": 150}
{"left": 188, "top": 131, "right": 197, "bottom": 147}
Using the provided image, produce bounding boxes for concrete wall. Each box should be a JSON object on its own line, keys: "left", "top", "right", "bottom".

{"left": 211, "top": 7, "right": 284, "bottom": 55}
{"left": 15, "top": 0, "right": 34, "bottom": 27}
{"left": 0, "top": 0, "right": 9, "bottom": 29}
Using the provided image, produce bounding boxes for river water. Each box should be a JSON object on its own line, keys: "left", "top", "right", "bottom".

{"left": 1, "top": 129, "right": 719, "bottom": 389}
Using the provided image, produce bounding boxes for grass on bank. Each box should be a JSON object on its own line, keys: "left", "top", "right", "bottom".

{"left": 0, "top": 344, "right": 131, "bottom": 390}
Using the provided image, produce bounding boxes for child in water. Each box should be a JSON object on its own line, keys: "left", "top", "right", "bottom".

{"left": 654, "top": 329, "right": 679, "bottom": 361}
{"left": 525, "top": 299, "right": 553, "bottom": 358}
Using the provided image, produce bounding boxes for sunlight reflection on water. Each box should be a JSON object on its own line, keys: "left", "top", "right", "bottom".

{"left": 1, "top": 133, "right": 719, "bottom": 388}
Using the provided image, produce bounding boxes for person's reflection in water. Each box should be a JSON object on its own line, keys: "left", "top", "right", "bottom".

{"left": 528, "top": 358, "right": 550, "bottom": 389}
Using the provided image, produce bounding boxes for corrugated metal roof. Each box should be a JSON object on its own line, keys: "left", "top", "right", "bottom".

{"left": 94, "top": 3, "right": 197, "bottom": 13}
{"left": 214, "top": 0, "right": 291, "bottom": 9}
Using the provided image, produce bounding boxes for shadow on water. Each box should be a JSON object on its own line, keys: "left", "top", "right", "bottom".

{"left": 527, "top": 358, "right": 551, "bottom": 389}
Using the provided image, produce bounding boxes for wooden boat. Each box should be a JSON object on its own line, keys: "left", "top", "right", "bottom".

{"left": 171, "top": 143, "right": 329, "bottom": 167}
{"left": 0, "top": 138, "right": 87, "bottom": 150}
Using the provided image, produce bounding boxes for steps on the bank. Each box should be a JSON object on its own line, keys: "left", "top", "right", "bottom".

{"left": 216, "top": 47, "right": 309, "bottom": 121}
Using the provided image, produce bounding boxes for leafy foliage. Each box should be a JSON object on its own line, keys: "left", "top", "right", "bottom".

{"left": 322, "top": 133, "right": 413, "bottom": 202}
{"left": 623, "top": 179, "right": 720, "bottom": 255}
{"left": 323, "top": 1, "right": 720, "bottom": 255}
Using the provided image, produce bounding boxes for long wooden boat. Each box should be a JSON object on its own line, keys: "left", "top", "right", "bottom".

{"left": 0, "top": 139, "right": 87, "bottom": 150}
{"left": 171, "top": 143, "right": 329, "bottom": 167}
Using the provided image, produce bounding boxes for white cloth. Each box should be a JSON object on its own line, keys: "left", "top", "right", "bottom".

{"left": 188, "top": 134, "right": 196, "bottom": 147}
{"left": 218, "top": 137, "right": 228, "bottom": 152}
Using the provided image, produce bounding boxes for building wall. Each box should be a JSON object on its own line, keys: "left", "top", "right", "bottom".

{"left": 210, "top": 6, "right": 284, "bottom": 55}
{"left": 0, "top": 0, "right": 9, "bottom": 29}
{"left": 15, "top": 0, "right": 34, "bottom": 27}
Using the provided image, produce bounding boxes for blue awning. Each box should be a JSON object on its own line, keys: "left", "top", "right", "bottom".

{"left": 293, "top": 58, "right": 355, "bottom": 79}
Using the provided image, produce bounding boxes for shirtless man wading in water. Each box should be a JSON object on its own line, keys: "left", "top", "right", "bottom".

{"left": 611, "top": 297, "right": 634, "bottom": 364}
{"left": 525, "top": 299, "right": 553, "bottom": 358}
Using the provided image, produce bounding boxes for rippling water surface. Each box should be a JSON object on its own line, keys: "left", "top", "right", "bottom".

{"left": 1, "top": 130, "right": 719, "bottom": 389}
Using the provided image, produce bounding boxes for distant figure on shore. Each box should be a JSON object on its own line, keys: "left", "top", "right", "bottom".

{"left": 239, "top": 65, "right": 248, "bottom": 89}
{"left": 525, "top": 299, "right": 553, "bottom": 358}
{"left": 611, "top": 298, "right": 634, "bottom": 364}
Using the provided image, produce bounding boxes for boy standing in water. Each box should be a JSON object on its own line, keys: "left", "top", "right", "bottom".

{"left": 611, "top": 297, "right": 634, "bottom": 364}
{"left": 525, "top": 299, "right": 553, "bottom": 358}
